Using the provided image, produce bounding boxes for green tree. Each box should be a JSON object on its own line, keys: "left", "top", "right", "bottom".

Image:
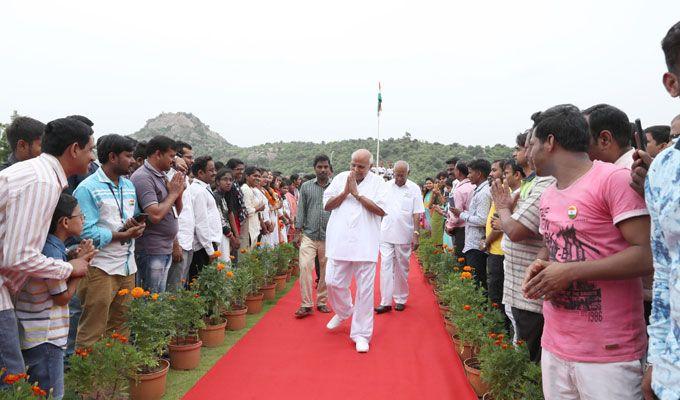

{"left": 0, "top": 121, "right": 9, "bottom": 162}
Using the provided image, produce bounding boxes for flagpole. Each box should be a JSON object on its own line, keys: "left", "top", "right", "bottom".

{"left": 376, "top": 111, "right": 381, "bottom": 168}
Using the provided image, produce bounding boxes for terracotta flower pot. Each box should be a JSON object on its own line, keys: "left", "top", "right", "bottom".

{"left": 129, "top": 359, "right": 169, "bottom": 400}
{"left": 198, "top": 320, "right": 227, "bottom": 347}
{"left": 464, "top": 357, "right": 490, "bottom": 396}
{"left": 246, "top": 292, "right": 264, "bottom": 314}
{"left": 261, "top": 284, "right": 276, "bottom": 300}
{"left": 452, "top": 336, "right": 477, "bottom": 361}
{"left": 482, "top": 393, "right": 493, "bottom": 400}
{"left": 292, "top": 265, "right": 300, "bottom": 277}
{"left": 286, "top": 268, "right": 293, "bottom": 282}
{"left": 169, "top": 337, "right": 202, "bottom": 370}
{"left": 444, "top": 319, "right": 458, "bottom": 337}
{"left": 225, "top": 307, "right": 248, "bottom": 331}
{"left": 274, "top": 274, "right": 287, "bottom": 291}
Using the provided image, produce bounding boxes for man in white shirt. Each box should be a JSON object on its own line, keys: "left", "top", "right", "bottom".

{"left": 323, "top": 149, "right": 388, "bottom": 353}
{"left": 240, "top": 167, "right": 266, "bottom": 249}
{"left": 375, "top": 161, "right": 424, "bottom": 314}
{"left": 583, "top": 104, "right": 636, "bottom": 169}
{"left": 167, "top": 142, "right": 195, "bottom": 291}
{"left": 188, "top": 156, "right": 221, "bottom": 281}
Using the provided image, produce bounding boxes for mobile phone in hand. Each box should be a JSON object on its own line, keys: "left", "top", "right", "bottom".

{"left": 135, "top": 213, "right": 148, "bottom": 224}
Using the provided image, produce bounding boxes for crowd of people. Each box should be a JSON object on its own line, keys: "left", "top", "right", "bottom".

{"left": 0, "top": 18, "right": 679, "bottom": 400}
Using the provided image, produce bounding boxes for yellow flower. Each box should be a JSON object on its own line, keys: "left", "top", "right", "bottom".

{"left": 151, "top": 293, "right": 159, "bottom": 301}
{"left": 213, "top": 250, "right": 222, "bottom": 258}
{"left": 216, "top": 263, "right": 226, "bottom": 271}
{"left": 117, "top": 288, "right": 130, "bottom": 296}
{"left": 460, "top": 271, "right": 473, "bottom": 280}
{"left": 131, "top": 287, "right": 145, "bottom": 298}
{"left": 463, "top": 266, "right": 473, "bottom": 272}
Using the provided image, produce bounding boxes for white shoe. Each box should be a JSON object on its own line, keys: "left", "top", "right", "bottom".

{"left": 326, "top": 314, "right": 343, "bottom": 330}
{"left": 355, "top": 339, "right": 369, "bottom": 353}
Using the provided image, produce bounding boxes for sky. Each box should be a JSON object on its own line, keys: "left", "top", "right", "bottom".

{"left": 1, "top": 0, "right": 678, "bottom": 148}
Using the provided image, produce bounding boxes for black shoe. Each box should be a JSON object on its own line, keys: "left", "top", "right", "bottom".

{"left": 375, "top": 305, "right": 392, "bottom": 314}
{"left": 316, "top": 305, "right": 331, "bottom": 313}
{"left": 395, "top": 303, "right": 405, "bottom": 311}
{"left": 295, "top": 307, "right": 313, "bottom": 318}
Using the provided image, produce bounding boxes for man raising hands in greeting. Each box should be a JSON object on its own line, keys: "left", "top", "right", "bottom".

{"left": 323, "top": 149, "right": 388, "bottom": 353}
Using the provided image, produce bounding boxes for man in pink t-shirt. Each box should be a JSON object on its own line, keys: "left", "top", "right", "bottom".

{"left": 523, "top": 104, "right": 652, "bottom": 399}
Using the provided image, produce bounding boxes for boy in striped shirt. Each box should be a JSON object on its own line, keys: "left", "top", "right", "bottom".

{"left": 15, "top": 194, "right": 95, "bottom": 399}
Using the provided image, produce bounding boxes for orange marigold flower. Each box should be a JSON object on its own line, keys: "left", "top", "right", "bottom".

{"left": 3, "top": 374, "right": 20, "bottom": 385}
{"left": 491, "top": 302, "right": 499, "bottom": 308}
{"left": 213, "top": 250, "right": 222, "bottom": 258}
{"left": 106, "top": 342, "right": 114, "bottom": 348}
{"left": 226, "top": 270, "right": 234, "bottom": 278}
{"left": 517, "top": 340, "right": 525, "bottom": 346}
{"left": 229, "top": 255, "right": 235, "bottom": 260}
{"left": 463, "top": 305, "right": 471, "bottom": 311}
{"left": 216, "top": 263, "right": 226, "bottom": 271}
{"left": 240, "top": 249, "right": 247, "bottom": 254}
{"left": 131, "top": 287, "right": 145, "bottom": 298}
{"left": 494, "top": 339, "right": 502, "bottom": 346}
{"left": 117, "top": 288, "right": 130, "bottom": 296}
{"left": 457, "top": 257, "right": 465, "bottom": 263}
{"left": 460, "top": 271, "right": 473, "bottom": 280}
{"left": 476, "top": 313, "right": 483, "bottom": 319}
{"left": 111, "top": 333, "right": 121, "bottom": 339}
{"left": 31, "top": 385, "right": 47, "bottom": 396}
{"left": 462, "top": 266, "right": 473, "bottom": 272}
{"left": 502, "top": 344, "right": 509, "bottom": 350}
{"left": 497, "top": 334, "right": 505, "bottom": 340}
{"left": 151, "top": 293, "right": 159, "bottom": 301}
{"left": 256, "top": 242, "right": 263, "bottom": 247}
{"left": 442, "top": 244, "right": 448, "bottom": 249}
{"left": 194, "top": 294, "right": 200, "bottom": 298}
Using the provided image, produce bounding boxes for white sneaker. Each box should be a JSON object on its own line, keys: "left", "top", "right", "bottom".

{"left": 355, "top": 339, "right": 369, "bottom": 353}
{"left": 326, "top": 314, "right": 343, "bottom": 330}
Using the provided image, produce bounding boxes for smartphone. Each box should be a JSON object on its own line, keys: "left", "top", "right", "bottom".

{"left": 135, "top": 213, "right": 148, "bottom": 223}
{"left": 634, "top": 118, "right": 647, "bottom": 151}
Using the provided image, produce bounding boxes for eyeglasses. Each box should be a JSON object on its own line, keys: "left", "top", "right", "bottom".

{"left": 67, "top": 213, "right": 85, "bottom": 220}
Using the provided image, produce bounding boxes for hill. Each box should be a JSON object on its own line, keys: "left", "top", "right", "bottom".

{"left": 132, "top": 112, "right": 514, "bottom": 184}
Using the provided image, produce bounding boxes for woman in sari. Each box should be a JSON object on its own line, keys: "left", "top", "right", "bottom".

{"left": 421, "top": 178, "right": 435, "bottom": 231}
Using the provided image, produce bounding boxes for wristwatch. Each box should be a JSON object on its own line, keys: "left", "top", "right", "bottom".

{"left": 413, "top": 231, "right": 420, "bottom": 236}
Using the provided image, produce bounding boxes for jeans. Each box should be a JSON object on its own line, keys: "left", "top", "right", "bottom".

{"left": 0, "top": 309, "right": 25, "bottom": 388}
{"left": 512, "top": 307, "right": 545, "bottom": 363}
{"left": 135, "top": 251, "right": 172, "bottom": 293}
{"left": 486, "top": 254, "right": 505, "bottom": 306}
{"left": 166, "top": 250, "right": 194, "bottom": 291}
{"left": 22, "top": 343, "right": 64, "bottom": 399}
{"left": 464, "top": 249, "right": 488, "bottom": 290}
{"left": 65, "top": 294, "right": 81, "bottom": 359}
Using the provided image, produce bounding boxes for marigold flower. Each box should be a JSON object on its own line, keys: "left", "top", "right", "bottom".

{"left": 502, "top": 344, "right": 509, "bottom": 350}
{"left": 497, "top": 334, "right": 505, "bottom": 341}
{"left": 460, "top": 271, "right": 473, "bottom": 280}
{"left": 106, "top": 342, "right": 114, "bottom": 348}
{"left": 216, "top": 263, "right": 226, "bottom": 271}
{"left": 119, "top": 336, "right": 128, "bottom": 344}
{"left": 442, "top": 244, "right": 448, "bottom": 249}
{"left": 457, "top": 257, "right": 465, "bottom": 263}
{"left": 488, "top": 333, "right": 497, "bottom": 339}
{"left": 131, "top": 287, "right": 145, "bottom": 298}
{"left": 111, "top": 333, "right": 121, "bottom": 339}
{"left": 240, "top": 249, "right": 247, "bottom": 254}
{"left": 194, "top": 294, "right": 200, "bottom": 298}
{"left": 491, "top": 302, "right": 499, "bottom": 308}
{"left": 151, "top": 293, "right": 159, "bottom": 301}
{"left": 31, "top": 385, "right": 47, "bottom": 396}
{"left": 476, "top": 313, "right": 483, "bottom": 319}
{"left": 463, "top": 305, "right": 471, "bottom": 311}
{"left": 517, "top": 340, "right": 525, "bottom": 346}
{"left": 3, "top": 374, "right": 20, "bottom": 385}
{"left": 494, "top": 339, "right": 502, "bottom": 346}
{"left": 229, "top": 255, "right": 235, "bottom": 260}
{"left": 213, "top": 250, "right": 222, "bottom": 258}
{"left": 453, "top": 267, "right": 460, "bottom": 272}
{"left": 462, "top": 266, "right": 472, "bottom": 272}
{"left": 117, "top": 288, "right": 130, "bottom": 296}
{"left": 256, "top": 242, "right": 263, "bottom": 247}
{"left": 226, "top": 270, "right": 234, "bottom": 278}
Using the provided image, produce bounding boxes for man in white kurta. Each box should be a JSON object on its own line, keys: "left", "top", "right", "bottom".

{"left": 323, "top": 149, "right": 388, "bottom": 353}
{"left": 376, "top": 161, "right": 424, "bottom": 313}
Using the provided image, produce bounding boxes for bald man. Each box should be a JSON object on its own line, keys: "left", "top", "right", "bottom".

{"left": 323, "top": 149, "right": 388, "bottom": 353}
{"left": 375, "top": 161, "right": 424, "bottom": 314}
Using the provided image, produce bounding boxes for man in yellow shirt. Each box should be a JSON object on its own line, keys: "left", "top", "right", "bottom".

{"left": 483, "top": 160, "right": 507, "bottom": 308}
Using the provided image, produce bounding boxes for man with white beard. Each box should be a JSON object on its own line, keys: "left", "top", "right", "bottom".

{"left": 375, "top": 161, "right": 424, "bottom": 314}
{"left": 323, "top": 149, "right": 388, "bottom": 353}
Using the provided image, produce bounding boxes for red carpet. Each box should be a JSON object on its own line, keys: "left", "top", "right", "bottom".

{"left": 183, "top": 255, "right": 476, "bottom": 400}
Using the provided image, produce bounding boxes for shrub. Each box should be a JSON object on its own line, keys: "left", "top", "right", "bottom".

{"left": 227, "top": 266, "right": 253, "bottom": 310}
{"left": 168, "top": 288, "right": 206, "bottom": 343}
{"left": 193, "top": 261, "right": 231, "bottom": 325}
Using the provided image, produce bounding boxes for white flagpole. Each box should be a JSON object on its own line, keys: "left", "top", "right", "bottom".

{"left": 376, "top": 112, "right": 381, "bottom": 168}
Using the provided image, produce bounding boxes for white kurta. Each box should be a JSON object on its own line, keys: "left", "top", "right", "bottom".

{"left": 323, "top": 171, "right": 388, "bottom": 343}
{"left": 378, "top": 179, "right": 425, "bottom": 306}
{"left": 241, "top": 184, "right": 264, "bottom": 248}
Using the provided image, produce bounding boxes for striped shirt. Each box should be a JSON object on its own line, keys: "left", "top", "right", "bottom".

{"left": 295, "top": 178, "right": 331, "bottom": 241}
{"left": 0, "top": 154, "right": 73, "bottom": 311}
{"left": 16, "top": 234, "right": 69, "bottom": 349}
{"left": 73, "top": 168, "right": 138, "bottom": 276}
{"left": 501, "top": 176, "right": 555, "bottom": 314}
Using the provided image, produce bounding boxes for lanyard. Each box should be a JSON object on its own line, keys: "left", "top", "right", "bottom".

{"left": 108, "top": 185, "right": 125, "bottom": 223}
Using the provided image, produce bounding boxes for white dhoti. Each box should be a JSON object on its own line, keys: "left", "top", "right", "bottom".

{"left": 325, "top": 258, "right": 376, "bottom": 342}
{"left": 379, "top": 242, "right": 411, "bottom": 306}
{"left": 218, "top": 236, "right": 231, "bottom": 264}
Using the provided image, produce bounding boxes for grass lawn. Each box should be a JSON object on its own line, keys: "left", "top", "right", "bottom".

{"left": 162, "top": 277, "right": 297, "bottom": 400}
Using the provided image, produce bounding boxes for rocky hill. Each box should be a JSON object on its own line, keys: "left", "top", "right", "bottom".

{"left": 128, "top": 112, "right": 513, "bottom": 183}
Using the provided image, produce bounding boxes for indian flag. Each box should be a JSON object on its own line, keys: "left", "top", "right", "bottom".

{"left": 377, "top": 82, "right": 383, "bottom": 116}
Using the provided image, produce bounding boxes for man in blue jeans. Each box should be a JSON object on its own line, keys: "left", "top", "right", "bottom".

{"left": 130, "top": 135, "right": 185, "bottom": 293}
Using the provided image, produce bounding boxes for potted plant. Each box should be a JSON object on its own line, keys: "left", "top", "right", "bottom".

{"left": 65, "top": 334, "right": 142, "bottom": 399}
{"left": 2, "top": 372, "right": 55, "bottom": 399}
{"left": 167, "top": 288, "right": 206, "bottom": 370}
{"left": 225, "top": 266, "right": 251, "bottom": 330}
{"left": 252, "top": 247, "right": 277, "bottom": 299}
{"left": 193, "top": 261, "right": 231, "bottom": 347}
{"left": 124, "top": 288, "right": 175, "bottom": 400}
{"left": 476, "top": 335, "right": 535, "bottom": 399}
